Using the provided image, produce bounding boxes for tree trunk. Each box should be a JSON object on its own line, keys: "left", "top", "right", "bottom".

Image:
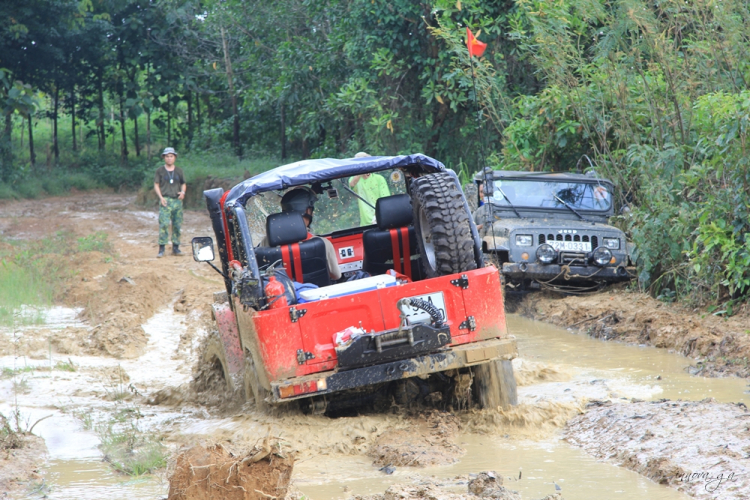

{"left": 1, "top": 114, "right": 11, "bottom": 178}
{"left": 119, "top": 91, "right": 128, "bottom": 159}
{"left": 221, "top": 26, "right": 241, "bottom": 157}
{"left": 97, "top": 75, "right": 105, "bottom": 151}
{"left": 71, "top": 87, "right": 77, "bottom": 152}
{"left": 187, "top": 89, "right": 193, "bottom": 146}
{"left": 147, "top": 108, "right": 151, "bottom": 160}
{"left": 196, "top": 92, "right": 201, "bottom": 136}
{"left": 280, "top": 102, "right": 286, "bottom": 160}
{"left": 53, "top": 84, "right": 60, "bottom": 162}
{"left": 27, "top": 114, "right": 35, "bottom": 167}
{"left": 167, "top": 94, "right": 171, "bottom": 146}
{"left": 134, "top": 112, "right": 140, "bottom": 156}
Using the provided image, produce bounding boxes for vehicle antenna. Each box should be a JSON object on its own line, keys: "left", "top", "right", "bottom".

{"left": 467, "top": 27, "right": 500, "bottom": 268}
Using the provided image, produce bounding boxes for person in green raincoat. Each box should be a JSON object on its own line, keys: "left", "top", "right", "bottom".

{"left": 349, "top": 152, "right": 390, "bottom": 226}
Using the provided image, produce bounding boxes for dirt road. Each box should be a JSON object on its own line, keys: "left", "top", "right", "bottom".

{"left": 1, "top": 192, "right": 749, "bottom": 499}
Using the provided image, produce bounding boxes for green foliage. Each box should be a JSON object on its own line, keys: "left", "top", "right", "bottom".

{"left": 176, "top": 152, "right": 279, "bottom": 183}
{"left": 77, "top": 232, "right": 112, "bottom": 253}
{"left": 490, "top": 0, "right": 750, "bottom": 309}
{"left": 91, "top": 405, "right": 166, "bottom": 476}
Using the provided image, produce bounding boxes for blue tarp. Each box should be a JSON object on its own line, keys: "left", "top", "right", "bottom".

{"left": 225, "top": 154, "right": 445, "bottom": 207}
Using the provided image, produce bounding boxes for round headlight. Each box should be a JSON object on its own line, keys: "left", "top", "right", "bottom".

{"left": 591, "top": 247, "right": 613, "bottom": 266}
{"left": 536, "top": 243, "right": 557, "bottom": 264}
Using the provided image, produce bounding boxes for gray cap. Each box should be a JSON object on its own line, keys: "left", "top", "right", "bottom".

{"left": 162, "top": 147, "right": 177, "bottom": 156}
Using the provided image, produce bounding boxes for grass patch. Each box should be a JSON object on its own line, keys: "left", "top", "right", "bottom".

{"left": 1, "top": 366, "right": 40, "bottom": 379}
{"left": 54, "top": 359, "right": 77, "bottom": 372}
{"left": 77, "top": 232, "right": 113, "bottom": 253}
{"left": 71, "top": 404, "right": 167, "bottom": 476}
{"left": 1, "top": 411, "right": 25, "bottom": 450}
{"left": 0, "top": 230, "right": 114, "bottom": 326}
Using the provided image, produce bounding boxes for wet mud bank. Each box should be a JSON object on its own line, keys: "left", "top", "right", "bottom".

{"left": 565, "top": 399, "right": 750, "bottom": 499}
{"left": 516, "top": 288, "right": 750, "bottom": 378}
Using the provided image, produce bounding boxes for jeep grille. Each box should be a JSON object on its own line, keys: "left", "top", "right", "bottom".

{"left": 539, "top": 234, "right": 598, "bottom": 248}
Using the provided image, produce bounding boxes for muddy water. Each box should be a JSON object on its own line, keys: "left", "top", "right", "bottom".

{"left": 509, "top": 315, "right": 750, "bottom": 405}
{"left": 5, "top": 311, "right": 747, "bottom": 499}
{"left": 292, "top": 314, "right": 721, "bottom": 500}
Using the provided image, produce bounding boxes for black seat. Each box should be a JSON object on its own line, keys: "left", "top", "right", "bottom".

{"left": 362, "top": 194, "right": 424, "bottom": 281}
{"left": 255, "top": 212, "right": 331, "bottom": 288}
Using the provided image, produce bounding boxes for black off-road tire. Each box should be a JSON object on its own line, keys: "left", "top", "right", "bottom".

{"left": 244, "top": 351, "right": 271, "bottom": 411}
{"left": 411, "top": 172, "right": 478, "bottom": 278}
{"left": 473, "top": 359, "right": 518, "bottom": 410}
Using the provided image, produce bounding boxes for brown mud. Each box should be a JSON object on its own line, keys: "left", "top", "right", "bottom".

{"left": 168, "top": 441, "right": 294, "bottom": 500}
{"left": 1, "top": 192, "right": 749, "bottom": 499}
{"left": 565, "top": 399, "right": 750, "bottom": 499}
{"left": 0, "top": 424, "right": 47, "bottom": 495}
{"left": 368, "top": 410, "right": 464, "bottom": 468}
{"left": 515, "top": 288, "right": 750, "bottom": 377}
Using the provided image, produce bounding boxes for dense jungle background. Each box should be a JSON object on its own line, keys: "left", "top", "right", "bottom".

{"left": 2, "top": 0, "right": 750, "bottom": 310}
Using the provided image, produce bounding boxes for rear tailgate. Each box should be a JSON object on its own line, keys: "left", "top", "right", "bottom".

{"left": 296, "top": 267, "right": 503, "bottom": 369}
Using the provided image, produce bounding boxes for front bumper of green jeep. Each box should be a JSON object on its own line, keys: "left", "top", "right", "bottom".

{"left": 503, "top": 262, "right": 635, "bottom": 282}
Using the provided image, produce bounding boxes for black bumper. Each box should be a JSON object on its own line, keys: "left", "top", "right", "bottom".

{"left": 503, "top": 262, "right": 635, "bottom": 282}
{"left": 271, "top": 337, "right": 517, "bottom": 403}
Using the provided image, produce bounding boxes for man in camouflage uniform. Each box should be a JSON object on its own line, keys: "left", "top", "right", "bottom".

{"left": 153, "top": 147, "right": 186, "bottom": 257}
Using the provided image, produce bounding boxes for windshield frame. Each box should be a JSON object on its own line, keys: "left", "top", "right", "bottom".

{"left": 243, "top": 167, "right": 409, "bottom": 245}
{"left": 487, "top": 177, "right": 615, "bottom": 213}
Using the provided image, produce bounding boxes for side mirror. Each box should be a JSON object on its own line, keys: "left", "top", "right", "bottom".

{"left": 482, "top": 167, "right": 494, "bottom": 198}
{"left": 192, "top": 237, "right": 215, "bottom": 262}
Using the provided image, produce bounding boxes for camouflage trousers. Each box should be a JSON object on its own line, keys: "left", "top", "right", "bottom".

{"left": 158, "top": 198, "right": 183, "bottom": 245}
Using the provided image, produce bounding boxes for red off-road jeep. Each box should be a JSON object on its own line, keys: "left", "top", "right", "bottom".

{"left": 193, "top": 154, "right": 517, "bottom": 415}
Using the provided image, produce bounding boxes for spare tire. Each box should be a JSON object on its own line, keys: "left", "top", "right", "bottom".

{"left": 411, "top": 172, "right": 478, "bottom": 278}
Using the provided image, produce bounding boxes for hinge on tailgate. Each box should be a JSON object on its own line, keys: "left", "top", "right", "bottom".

{"left": 297, "top": 349, "right": 315, "bottom": 364}
{"left": 289, "top": 306, "right": 307, "bottom": 322}
{"left": 459, "top": 316, "right": 476, "bottom": 331}
{"left": 450, "top": 274, "right": 469, "bottom": 289}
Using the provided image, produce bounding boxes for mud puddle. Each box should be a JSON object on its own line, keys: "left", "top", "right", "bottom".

{"left": 0, "top": 305, "right": 198, "bottom": 499}
{"left": 294, "top": 433, "right": 691, "bottom": 499}
{"left": 508, "top": 315, "right": 750, "bottom": 405}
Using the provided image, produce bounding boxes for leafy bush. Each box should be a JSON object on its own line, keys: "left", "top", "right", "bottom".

{"left": 14, "top": 180, "right": 42, "bottom": 199}
{"left": 0, "top": 183, "right": 16, "bottom": 199}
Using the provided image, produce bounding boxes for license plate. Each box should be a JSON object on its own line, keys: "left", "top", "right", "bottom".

{"left": 548, "top": 241, "right": 591, "bottom": 252}
{"left": 403, "top": 292, "right": 447, "bottom": 325}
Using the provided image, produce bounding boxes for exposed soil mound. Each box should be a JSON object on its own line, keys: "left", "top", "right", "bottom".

{"left": 168, "top": 441, "right": 294, "bottom": 500}
{"left": 467, "top": 471, "right": 521, "bottom": 499}
{"left": 0, "top": 417, "right": 47, "bottom": 495}
{"left": 522, "top": 288, "right": 750, "bottom": 377}
{"left": 565, "top": 399, "right": 750, "bottom": 499}
{"left": 82, "top": 272, "right": 171, "bottom": 358}
{"left": 369, "top": 410, "right": 464, "bottom": 467}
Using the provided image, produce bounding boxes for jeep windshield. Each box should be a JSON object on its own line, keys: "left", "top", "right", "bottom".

{"left": 245, "top": 168, "right": 408, "bottom": 246}
{"left": 488, "top": 179, "right": 612, "bottom": 212}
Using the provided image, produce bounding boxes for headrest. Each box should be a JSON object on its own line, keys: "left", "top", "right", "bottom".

{"left": 375, "top": 194, "right": 413, "bottom": 230}
{"left": 266, "top": 212, "right": 308, "bottom": 246}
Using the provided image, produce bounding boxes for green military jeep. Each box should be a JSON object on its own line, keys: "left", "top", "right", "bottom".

{"left": 471, "top": 170, "right": 635, "bottom": 291}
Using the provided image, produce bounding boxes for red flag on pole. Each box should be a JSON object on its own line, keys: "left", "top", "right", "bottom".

{"left": 466, "top": 27, "right": 487, "bottom": 58}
